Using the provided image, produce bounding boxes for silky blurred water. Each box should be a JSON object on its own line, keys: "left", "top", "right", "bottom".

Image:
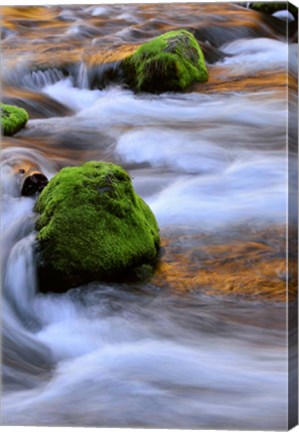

{"left": 1, "top": 3, "right": 296, "bottom": 429}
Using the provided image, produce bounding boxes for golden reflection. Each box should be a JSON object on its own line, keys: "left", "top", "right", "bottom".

{"left": 153, "top": 227, "right": 295, "bottom": 301}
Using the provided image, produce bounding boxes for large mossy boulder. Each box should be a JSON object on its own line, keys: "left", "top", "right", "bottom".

{"left": 34, "top": 161, "right": 160, "bottom": 292}
{"left": 121, "top": 30, "right": 208, "bottom": 93}
{"left": 0, "top": 104, "right": 29, "bottom": 136}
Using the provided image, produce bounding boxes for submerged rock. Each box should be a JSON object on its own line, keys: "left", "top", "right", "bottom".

{"left": 0, "top": 104, "right": 29, "bottom": 136}
{"left": 121, "top": 29, "right": 208, "bottom": 93}
{"left": 34, "top": 161, "right": 160, "bottom": 292}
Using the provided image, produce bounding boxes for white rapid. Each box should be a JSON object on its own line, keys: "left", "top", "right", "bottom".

{"left": 1, "top": 85, "right": 289, "bottom": 429}
{"left": 38, "top": 81, "right": 288, "bottom": 228}
{"left": 1, "top": 10, "right": 295, "bottom": 429}
{"left": 1, "top": 172, "right": 288, "bottom": 427}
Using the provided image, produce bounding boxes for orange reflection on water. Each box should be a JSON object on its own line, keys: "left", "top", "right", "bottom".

{"left": 153, "top": 226, "right": 295, "bottom": 302}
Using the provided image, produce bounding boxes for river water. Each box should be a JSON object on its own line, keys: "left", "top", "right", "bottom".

{"left": 1, "top": 3, "right": 297, "bottom": 429}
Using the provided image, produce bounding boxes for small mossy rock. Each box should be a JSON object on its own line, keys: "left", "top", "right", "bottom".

{"left": 250, "top": 2, "right": 297, "bottom": 19}
{"left": 34, "top": 161, "right": 160, "bottom": 292}
{"left": 121, "top": 30, "right": 208, "bottom": 93}
{"left": 0, "top": 104, "right": 29, "bottom": 136}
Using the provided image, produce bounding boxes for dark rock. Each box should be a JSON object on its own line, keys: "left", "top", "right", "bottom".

{"left": 21, "top": 169, "right": 48, "bottom": 196}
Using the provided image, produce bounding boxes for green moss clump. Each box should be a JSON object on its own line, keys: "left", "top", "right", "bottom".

{"left": 250, "top": 2, "right": 297, "bottom": 18}
{"left": 34, "top": 161, "right": 160, "bottom": 292}
{"left": 121, "top": 30, "right": 208, "bottom": 93}
{"left": 0, "top": 104, "right": 29, "bottom": 136}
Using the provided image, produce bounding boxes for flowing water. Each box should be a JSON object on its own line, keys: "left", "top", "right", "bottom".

{"left": 1, "top": 3, "right": 297, "bottom": 429}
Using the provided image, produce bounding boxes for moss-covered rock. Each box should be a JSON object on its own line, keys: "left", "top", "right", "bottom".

{"left": 0, "top": 104, "right": 29, "bottom": 136}
{"left": 121, "top": 30, "right": 208, "bottom": 93}
{"left": 250, "top": 2, "right": 297, "bottom": 19}
{"left": 34, "top": 161, "right": 160, "bottom": 292}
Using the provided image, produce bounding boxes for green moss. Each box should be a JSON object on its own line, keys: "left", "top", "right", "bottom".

{"left": 121, "top": 30, "right": 208, "bottom": 93}
{"left": 250, "top": 2, "right": 297, "bottom": 18}
{"left": 35, "top": 161, "right": 160, "bottom": 292}
{"left": 0, "top": 104, "right": 29, "bottom": 136}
